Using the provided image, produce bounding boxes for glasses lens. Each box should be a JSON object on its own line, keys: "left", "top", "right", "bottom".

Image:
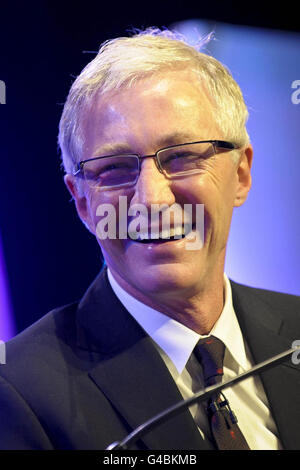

{"left": 82, "top": 155, "right": 139, "bottom": 189}
{"left": 158, "top": 142, "right": 215, "bottom": 176}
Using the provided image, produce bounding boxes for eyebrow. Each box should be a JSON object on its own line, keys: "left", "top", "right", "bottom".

{"left": 157, "top": 133, "right": 195, "bottom": 149}
{"left": 92, "top": 132, "right": 196, "bottom": 157}
{"left": 92, "top": 143, "right": 134, "bottom": 157}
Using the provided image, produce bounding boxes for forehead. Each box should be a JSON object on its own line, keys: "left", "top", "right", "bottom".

{"left": 82, "top": 71, "right": 220, "bottom": 157}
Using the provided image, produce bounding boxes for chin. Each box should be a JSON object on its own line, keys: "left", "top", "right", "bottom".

{"left": 129, "top": 263, "right": 199, "bottom": 295}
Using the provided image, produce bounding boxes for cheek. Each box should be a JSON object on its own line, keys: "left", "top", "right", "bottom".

{"left": 174, "top": 171, "right": 236, "bottom": 232}
{"left": 99, "top": 239, "right": 126, "bottom": 262}
{"left": 88, "top": 188, "right": 133, "bottom": 241}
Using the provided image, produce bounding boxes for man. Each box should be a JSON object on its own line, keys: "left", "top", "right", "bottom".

{"left": 0, "top": 28, "right": 299, "bottom": 450}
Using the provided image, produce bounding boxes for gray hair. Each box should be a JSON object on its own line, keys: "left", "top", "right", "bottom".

{"left": 58, "top": 27, "right": 250, "bottom": 174}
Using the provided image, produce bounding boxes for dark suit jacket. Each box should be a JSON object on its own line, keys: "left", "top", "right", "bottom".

{"left": 0, "top": 267, "right": 300, "bottom": 450}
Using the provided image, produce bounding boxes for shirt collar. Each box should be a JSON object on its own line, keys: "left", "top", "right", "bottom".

{"left": 210, "top": 275, "right": 249, "bottom": 372}
{"left": 107, "top": 269, "right": 248, "bottom": 374}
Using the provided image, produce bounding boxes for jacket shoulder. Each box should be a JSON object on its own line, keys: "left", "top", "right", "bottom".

{"left": 8, "top": 300, "right": 78, "bottom": 343}
{"left": 0, "top": 302, "right": 79, "bottom": 382}
{"left": 230, "top": 279, "right": 300, "bottom": 327}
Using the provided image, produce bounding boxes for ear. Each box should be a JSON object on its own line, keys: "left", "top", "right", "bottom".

{"left": 234, "top": 145, "right": 253, "bottom": 207}
{"left": 64, "top": 174, "right": 95, "bottom": 234}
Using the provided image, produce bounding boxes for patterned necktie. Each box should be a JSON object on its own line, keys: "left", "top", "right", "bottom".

{"left": 194, "top": 335, "right": 250, "bottom": 450}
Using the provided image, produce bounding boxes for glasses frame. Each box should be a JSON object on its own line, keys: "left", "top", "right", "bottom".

{"left": 73, "top": 140, "right": 239, "bottom": 190}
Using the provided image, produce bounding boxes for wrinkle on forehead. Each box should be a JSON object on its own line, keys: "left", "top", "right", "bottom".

{"left": 90, "top": 71, "right": 212, "bottom": 122}
{"left": 139, "top": 74, "right": 209, "bottom": 108}
{"left": 82, "top": 72, "right": 222, "bottom": 159}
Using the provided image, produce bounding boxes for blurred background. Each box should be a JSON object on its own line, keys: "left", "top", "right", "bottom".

{"left": 0, "top": 1, "right": 299, "bottom": 340}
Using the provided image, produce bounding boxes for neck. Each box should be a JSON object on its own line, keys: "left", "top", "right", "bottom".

{"left": 108, "top": 262, "right": 225, "bottom": 335}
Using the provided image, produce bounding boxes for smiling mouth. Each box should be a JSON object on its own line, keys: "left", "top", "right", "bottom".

{"left": 131, "top": 224, "right": 195, "bottom": 244}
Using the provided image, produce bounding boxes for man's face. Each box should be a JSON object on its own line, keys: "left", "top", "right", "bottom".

{"left": 67, "top": 70, "right": 252, "bottom": 299}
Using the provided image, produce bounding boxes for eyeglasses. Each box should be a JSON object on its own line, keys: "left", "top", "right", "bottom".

{"left": 73, "top": 140, "right": 238, "bottom": 190}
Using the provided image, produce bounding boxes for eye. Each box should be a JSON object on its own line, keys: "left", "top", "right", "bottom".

{"left": 164, "top": 151, "right": 195, "bottom": 163}
{"left": 87, "top": 161, "right": 133, "bottom": 179}
{"left": 101, "top": 163, "right": 123, "bottom": 172}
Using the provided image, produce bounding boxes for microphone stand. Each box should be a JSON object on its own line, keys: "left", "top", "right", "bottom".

{"left": 106, "top": 347, "right": 299, "bottom": 450}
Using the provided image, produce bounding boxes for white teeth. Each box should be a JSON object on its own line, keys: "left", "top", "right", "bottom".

{"left": 133, "top": 225, "right": 192, "bottom": 241}
{"left": 160, "top": 226, "right": 185, "bottom": 238}
{"left": 161, "top": 229, "right": 170, "bottom": 239}
{"left": 174, "top": 226, "right": 184, "bottom": 237}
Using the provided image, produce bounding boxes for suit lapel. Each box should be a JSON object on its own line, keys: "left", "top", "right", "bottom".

{"left": 75, "top": 269, "right": 300, "bottom": 449}
{"left": 231, "top": 281, "right": 300, "bottom": 450}
{"left": 88, "top": 335, "right": 210, "bottom": 450}
{"left": 76, "top": 268, "right": 209, "bottom": 450}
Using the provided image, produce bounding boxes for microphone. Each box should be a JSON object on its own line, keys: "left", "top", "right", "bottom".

{"left": 106, "top": 346, "right": 299, "bottom": 450}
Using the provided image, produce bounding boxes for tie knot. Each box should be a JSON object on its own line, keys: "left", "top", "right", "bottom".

{"left": 193, "top": 335, "right": 225, "bottom": 386}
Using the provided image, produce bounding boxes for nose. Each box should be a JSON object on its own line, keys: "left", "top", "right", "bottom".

{"left": 130, "top": 157, "right": 176, "bottom": 208}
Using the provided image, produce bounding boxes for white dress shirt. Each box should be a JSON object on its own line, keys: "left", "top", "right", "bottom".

{"left": 107, "top": 269, "right": 283, "bottom": 450}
